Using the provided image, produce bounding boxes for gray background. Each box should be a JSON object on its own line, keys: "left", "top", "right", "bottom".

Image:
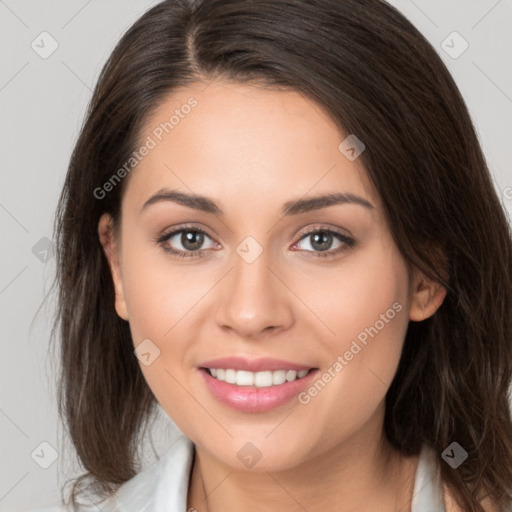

{"left": 1, "top": 0, "right": 511, "bottom": 510}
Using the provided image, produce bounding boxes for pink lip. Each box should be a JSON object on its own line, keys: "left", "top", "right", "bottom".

{"left": 199, "top": 356, "right": 314, "bottom": 372}
{"left": 198, "top": 366, "right": 319, "bottom": 413}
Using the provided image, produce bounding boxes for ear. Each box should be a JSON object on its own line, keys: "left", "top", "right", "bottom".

{"left": 409, "top": 267, "right": 447, "bottom": 322}
{"left": 98, "top": 213, "right": 129, "bottom": 321}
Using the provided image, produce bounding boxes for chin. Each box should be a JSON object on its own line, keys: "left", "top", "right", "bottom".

{"left": 202, "top": 433, "right": 317, "bottom": 473}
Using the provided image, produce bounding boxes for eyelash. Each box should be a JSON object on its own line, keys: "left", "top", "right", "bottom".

{"left": 155, "top": 224, "right": 356, "bottom": 260}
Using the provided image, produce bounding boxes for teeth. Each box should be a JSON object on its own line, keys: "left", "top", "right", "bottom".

{"left": 272, "top": 370, "right": 286, "bottom": 385}
{"left": 255, "top": 371, "right": 272, "bottom": 387}
{"left": 286, "top": 370, "right": 297, "bottom": 382}
{"left": 225, "top": 369, "right": 236, "bottom": 384}
{"left": 207, "top": 368, "right": 311, "bottom": 387}
{"left": 236, "top": 370, "right": 254, "bottom": 386}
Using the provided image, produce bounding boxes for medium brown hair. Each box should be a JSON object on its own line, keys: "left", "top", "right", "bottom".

{"left": 51, "top": 0, "right": 512, "bottom": 510}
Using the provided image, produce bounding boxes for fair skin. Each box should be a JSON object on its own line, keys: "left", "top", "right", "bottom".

{"left": 98, "top": 79, "right": 447, "bottom": 512}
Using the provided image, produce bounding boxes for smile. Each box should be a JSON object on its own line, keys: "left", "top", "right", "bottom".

{"left": 199, "top": 366, "right": 319, "bottom": 413}
{"left": 205, "top": 368, "right": 312, "bottom": 387}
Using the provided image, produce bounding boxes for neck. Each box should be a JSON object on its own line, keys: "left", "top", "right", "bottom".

{"left": 187, "top": 404, "right": 420, "bottom": 512}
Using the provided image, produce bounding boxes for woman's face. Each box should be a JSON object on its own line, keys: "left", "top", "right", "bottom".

{"left": 100, "top": 79, "right": 443, "bottom": 471}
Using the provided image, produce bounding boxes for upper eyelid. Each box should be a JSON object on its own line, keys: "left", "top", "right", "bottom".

{"left": 158, "top": 224, "right": 214, "bottom": 242}
{"left": 297, "top": 224, "right": 353, "bottom": 239}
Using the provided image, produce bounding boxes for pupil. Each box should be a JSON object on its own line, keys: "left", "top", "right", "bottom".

{"left": 311, "top": 232, "right": 331, "bottom": 251}
{"left": 182, "top": 231, "right": 204, "bottom": 251}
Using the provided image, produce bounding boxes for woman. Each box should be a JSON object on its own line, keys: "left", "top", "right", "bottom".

{"left": 37, "top": 0, "right": 512, "bottom": 510}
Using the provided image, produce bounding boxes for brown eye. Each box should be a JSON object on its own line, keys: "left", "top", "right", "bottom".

{"left": 293, "top": 228, "right": 355, "bottom": 258}
{"left": 157, "top": 227, "right": 217, "bottom": 258}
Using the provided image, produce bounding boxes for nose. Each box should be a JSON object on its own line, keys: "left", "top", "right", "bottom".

{"left": 214, "top": 246, "right": 294, "bottom": 339}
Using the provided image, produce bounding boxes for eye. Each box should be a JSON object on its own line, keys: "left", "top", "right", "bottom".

{"left": 156, "top": 225, "right": 218, "bottom": 258}
{"left": 292, "top": 227, "right": 355, "bottom": 258}
{"left": 156, "top": 225, "right": 355, "bottom": 260}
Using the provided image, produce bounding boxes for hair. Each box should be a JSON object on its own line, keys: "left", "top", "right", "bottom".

{"left": 51, "top": 0, "right": 512, "bottom": 510}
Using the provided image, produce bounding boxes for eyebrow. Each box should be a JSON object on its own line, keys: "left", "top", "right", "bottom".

{"left": 140, "top": 189, "right": 374, "bottom": 216}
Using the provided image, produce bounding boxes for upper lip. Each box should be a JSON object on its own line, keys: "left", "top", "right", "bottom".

{"left": 199, "top": 356, "right": 316, "bottom": 372}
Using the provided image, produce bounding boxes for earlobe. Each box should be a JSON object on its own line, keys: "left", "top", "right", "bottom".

{"left": 98, "top": 213, "right": 129, "bottom": 321}
{"left": 409, "top": 269, "right": 447, "bottom": 322}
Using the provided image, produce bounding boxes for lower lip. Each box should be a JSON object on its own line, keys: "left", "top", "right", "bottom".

{"left": 199, "top": 368, "right": 319, "bottom": 413}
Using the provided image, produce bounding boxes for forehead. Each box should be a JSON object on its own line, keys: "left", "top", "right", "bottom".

{"left": 123, "top": 79, "right": 379, "bottom": 214}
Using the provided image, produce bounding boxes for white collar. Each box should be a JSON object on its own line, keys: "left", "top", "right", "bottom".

{"left": 411, "top": 444, "right": 447, "bottom": 511}
{"left": 98, "top": 436, "right": 445, "bottom": 511}
{"left": 99, "top": 435, "right": 195, "bottom": 512}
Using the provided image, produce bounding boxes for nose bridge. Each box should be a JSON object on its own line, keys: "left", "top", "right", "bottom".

{"left": 215, "top": 237, "right": 293, "bottom": 337}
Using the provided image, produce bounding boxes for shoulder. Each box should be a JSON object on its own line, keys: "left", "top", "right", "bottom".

{"left": 29, "top": 435, "right": 195, "bottom": 512}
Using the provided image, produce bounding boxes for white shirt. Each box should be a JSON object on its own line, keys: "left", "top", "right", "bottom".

{"left": 32, "top": 435, "right": 446, "bottom": 511}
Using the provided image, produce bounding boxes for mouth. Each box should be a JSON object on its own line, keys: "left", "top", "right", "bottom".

{"left": 202, "top": 367, "right": 314, "bottom": 387}
{"left": 197, "top": 358, "right": 319, "bottom": 412}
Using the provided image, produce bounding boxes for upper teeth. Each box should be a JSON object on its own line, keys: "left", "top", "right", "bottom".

{"left": 209, "top": 368, "right": 310, "bottom": 387}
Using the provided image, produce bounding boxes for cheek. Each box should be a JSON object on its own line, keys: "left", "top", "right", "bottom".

{"left": 298, "top": 243, "right": 410, "bottom": 419}
{"left": 345, "top": 252, "right": 409, "bottom": 378}
{"left": 341, "top": 255, "right": 407, "bottom": 345}
{"left": 119, "top": 241, "right": 217, "bottom": 418}
{"left": 290, "top": 241, "right": 410, "bottom": 410}
{"left": 119, "top": 244, "right": 211, "bottom": 431}
{"left": 120, "top": 238, "right": 208, "bottom": 344}
{"left": 292, "top": 240, "right": 410, "bottom": 353}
